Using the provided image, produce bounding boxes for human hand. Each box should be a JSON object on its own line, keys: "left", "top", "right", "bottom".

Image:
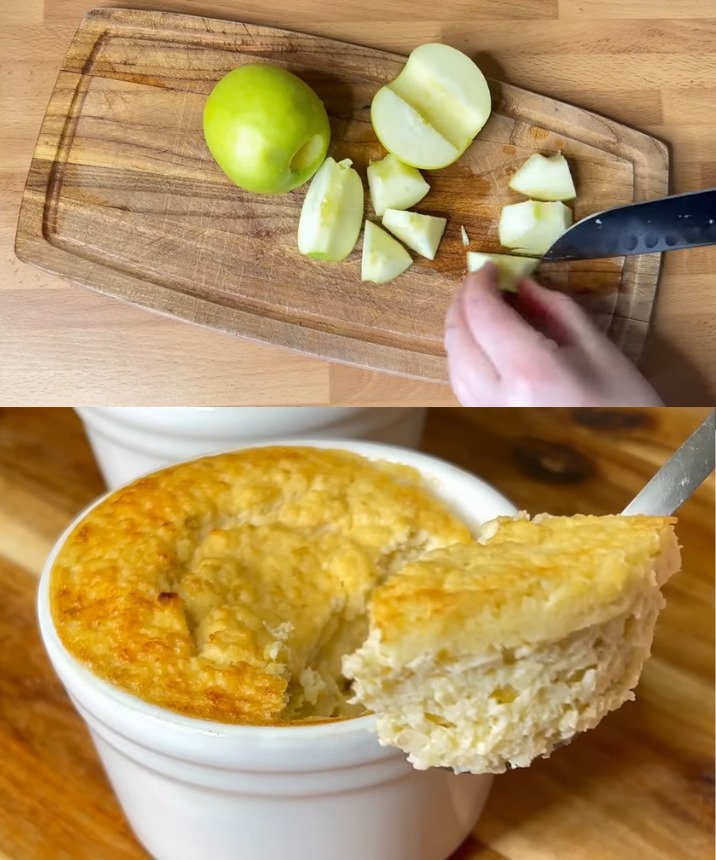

{"left": 444, "top": 265, "right": 663, "bottom": 407}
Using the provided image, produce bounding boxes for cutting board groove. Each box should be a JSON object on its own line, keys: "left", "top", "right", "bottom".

{"left": 15, "top": 7, "right": 669, "bottom": 380}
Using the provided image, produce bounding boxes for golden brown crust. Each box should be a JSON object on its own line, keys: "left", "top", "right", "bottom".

{"left": 51, "top": 447, "right": 470, "bottom": 725}
{"left": 369, "top": 514, "right": 679, "bottom": 657}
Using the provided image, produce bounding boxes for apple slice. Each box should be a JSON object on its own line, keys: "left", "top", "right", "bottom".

{"left": 509, "top": 153, "right": 576, "bottom": 201}
{"left": 297, "top": 157, "right": 364, "bottom": 262}
{"left": 371, "top": 88, "right": 460, "bottom": 170}
{"left": 382, "top": 209, "right": 447, "bottom": 260}
{"left": 467, "top": 251, "right": 539, "bottom": 292}
{"left": 361, "top": 221, "right": 413, "bottom": 283}
{"left": 498, "top": 200, "right": 572, "bottom": 257}
{"left": 371, "top": 44, "right": 491, "bottom": 169}
{"left": 367, "top": 154, "right": 430, "bottom": 217}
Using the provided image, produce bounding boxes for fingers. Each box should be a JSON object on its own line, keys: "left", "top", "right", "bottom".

{"left": 515, "top": 278, "right": 600, "bottom": 348}
{"left": 445, "top": 277, "right": 500, "bottom": 405}
{"left": 459, "top": 269, "right": 548, "bottom": 368}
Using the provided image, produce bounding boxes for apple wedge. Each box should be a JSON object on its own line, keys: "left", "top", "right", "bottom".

{"left": 361, "top": 221, "right": 413, "bottom": 283}
{"left": 466, "top": 251, "right": 539, "bottom": 292}
{"left": 498, "top": 200, "right": 572, "bottom": 257}
{"left": 371, "top": 44, "right": 491, "bottom": 170}
{"left": 371, "top": 89, "right": 460, "bottom": 170}
{"left": 297, "top": 157, "right": 364, "bottom": 262}
{"left": 367, "top": 154, "right": 430, "bottom": 217}
{"left": 382, "top": 209, "right": 447, "bottom": 260}
{"left": 509, "top": 153, "right": 576, "bottom": 201}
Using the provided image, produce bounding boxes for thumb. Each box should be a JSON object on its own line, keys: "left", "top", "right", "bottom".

{"left": 462, "top": 263, "right": 500, "bottom": 297}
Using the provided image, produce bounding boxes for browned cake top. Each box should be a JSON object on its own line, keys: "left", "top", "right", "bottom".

{"left": 51, "top": 446, "right": 471, "bottom": 725}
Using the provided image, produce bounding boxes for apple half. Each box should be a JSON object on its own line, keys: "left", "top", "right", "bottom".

{"left": 466, "top": 252, "right": 539, "bottom": 292}
{"left": 367, "top": 154, "right": 430, "bottom": 217}
{"left": 361, "top": 221, "right": 413, "bottom": 283}
{"left": 509, "top": 153, "right": 576, "bottom": 201}
{"left": 371, "top": 44, "right": 492, "bottom": 170}
{"left": 297, "top": 157, "right": 364, "bottom": 262}
{"left": 382, "top": 209, "right": 447, "bottom": 260}
{"left": 498, "top": 200, "right": 573, "bottom": 257}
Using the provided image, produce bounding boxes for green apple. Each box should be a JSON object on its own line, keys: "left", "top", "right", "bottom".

{"left": 371, "top": 43, "right": 492, "bottom": 169}
{"left": 361, "top": 221, "right": 412, "bottom": 283}
{"left": 367, "top": 154, "right": 430, "bottom": 216}
{"left": 382, "top": 209, "right": 447, "bottom": 260}
{"left": 297, "top": 157, "right": 364, "bottom": 261}
{"left": 509, "top": 153, "right": 576, "bottom": 201}
{"left": 498, "top": 200, "right": 573, "bottom": 256}
{"left": 467, "top": 251, "right": 539, "bottom": 292}
{"left": 203, "top": 64, "right": 331, "bottom": 194}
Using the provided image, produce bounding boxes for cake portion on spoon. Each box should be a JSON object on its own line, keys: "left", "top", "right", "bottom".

{"left": 344, "top": 514, "right": 680, "bottom": 774}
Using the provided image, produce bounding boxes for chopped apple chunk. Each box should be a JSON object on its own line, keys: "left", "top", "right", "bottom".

{"left": 297, "top": 157, "right": 364, "bottom": 262}
{"left": 467, "top": 251, "right": 539, "bottom": 292}
{"left": 382, "top": 209, "right": 447, "bottom": 260}
{"left": 498, "top": 200, "right": 572, "bottom": 257}
{"left": 361, "top": 221, "right": 413, "bottom": 283}
{"left": 367, "top": 154, "right": 430, "bottom": 217}
{"left": 509, "top": 153, "right": 576, "bottom": 201}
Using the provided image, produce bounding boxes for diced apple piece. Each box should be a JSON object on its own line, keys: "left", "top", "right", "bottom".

{"left": 382, "top": 209, "right": 447, "bottom": 260}
{"left": 371, "top": 43, "right": 491, "bottom": 169}
{"left": 460, "top": 225, "right": 470, "bottom": 246}
{"left": 467, "top": 251, "right": 539, "bottom": 292}
{"left": 509, "top": 153, "right": 576, "bottom": 201}
{"left": 498, "top": 200, "right": 572, "bottom": 257}
{"left": 367, "top": 154, "right": 430, "bottom": 217}
{"left": 361, "top": 221, "right": 413, "bottom": 283}
{"left": 297, "top": 157, "right": 364, "bottom": 262}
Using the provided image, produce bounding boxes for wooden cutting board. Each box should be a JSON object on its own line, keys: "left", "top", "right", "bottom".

{"left": 15, "top": 7, "right": 669, "bottom": 382}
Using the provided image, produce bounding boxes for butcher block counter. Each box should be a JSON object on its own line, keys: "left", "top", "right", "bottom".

{"left": 2, "top": 1, "right": 716, "bottom": 406}
{"left": 0, "top": 406, "right": 712, "bottom": 859}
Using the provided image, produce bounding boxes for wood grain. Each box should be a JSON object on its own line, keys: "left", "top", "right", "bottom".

{"left": 3, "top": 1, "right": 716, "bottom": 403}
{"left": 0, "top": 406, "right": 712, "bottom": 859}
{"left": 14, "top": 7, "right": 669, "bottom": 382}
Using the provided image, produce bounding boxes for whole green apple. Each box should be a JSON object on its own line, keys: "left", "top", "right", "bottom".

{"left": 203, "top": 64, "right": 331, "bottom": 195}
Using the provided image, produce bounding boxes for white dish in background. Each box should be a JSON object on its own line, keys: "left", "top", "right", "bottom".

{"left": 75, "top": 407, "right": 428, "bottom": 488}
{"left": 38, "top": 439, "right": 517, "bottom": 860}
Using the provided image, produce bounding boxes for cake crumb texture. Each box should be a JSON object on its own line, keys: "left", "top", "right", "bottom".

{"left": 344, "top": 514, "right": 681, "bottom": 773}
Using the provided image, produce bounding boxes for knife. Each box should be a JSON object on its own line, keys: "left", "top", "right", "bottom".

{"left": 543, "top": 188, "right": 716, "bottom": 262}
{"left": 621, "top": 409, "right": 715, "bottom": 517}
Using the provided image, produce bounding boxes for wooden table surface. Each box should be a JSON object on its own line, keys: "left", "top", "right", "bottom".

{"left": 0, "top": 406, "right": 713, "bottom": 859}
{"left": 2, "top": 2, "right": 716, "bottom": 406}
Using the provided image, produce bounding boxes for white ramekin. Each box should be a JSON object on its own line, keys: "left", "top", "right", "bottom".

{"left": 38, "top": 439, "right": 517, "bottom": 860}
{"left": 75, "top": 407, "right": 428, "bottom": 489}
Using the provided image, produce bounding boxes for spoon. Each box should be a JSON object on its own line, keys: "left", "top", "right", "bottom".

{"left": 621, "top": 410, "right": 715, "bottom": 516}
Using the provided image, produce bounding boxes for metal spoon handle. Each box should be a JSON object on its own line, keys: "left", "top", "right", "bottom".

{"left": 621, "top": 410, "right": 715, "bottom": 516}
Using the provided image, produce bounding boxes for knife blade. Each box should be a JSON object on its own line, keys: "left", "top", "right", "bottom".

{"left": 543, "top": 188, "right": 716, "bottom": 262}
